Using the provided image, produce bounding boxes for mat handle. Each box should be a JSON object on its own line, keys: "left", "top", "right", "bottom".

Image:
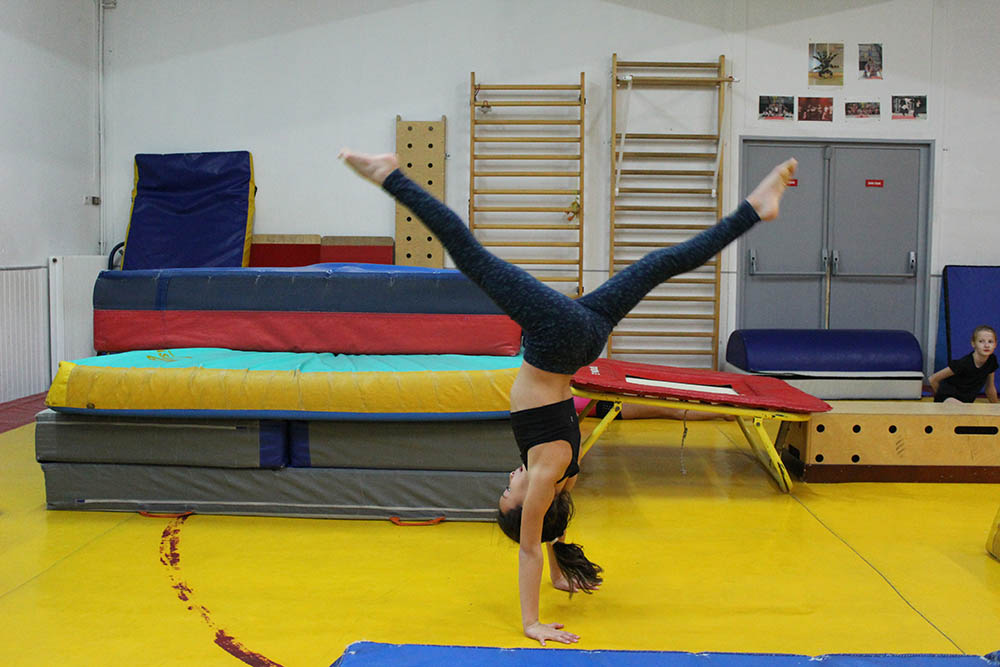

{"left": 139, "top": 510, "right": 195, "bottom": 519}
{"left": 389, "top": 516, "right": 445, "bottom": 527}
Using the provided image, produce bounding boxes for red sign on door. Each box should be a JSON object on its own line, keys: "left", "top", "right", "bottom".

{"left": 865, "top": 179, "right": 884, "bottom": 188}
{"left": 787, "top": 179, "right": 798, "bottom": 187}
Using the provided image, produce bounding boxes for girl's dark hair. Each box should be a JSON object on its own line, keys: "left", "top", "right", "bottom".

{"left": 496, "top": 491, "right": 603, "bottom": 593}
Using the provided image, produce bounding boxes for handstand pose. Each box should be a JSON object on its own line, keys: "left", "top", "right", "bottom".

{"left": 340, "top": 149, "right": 796, "bottom": 646}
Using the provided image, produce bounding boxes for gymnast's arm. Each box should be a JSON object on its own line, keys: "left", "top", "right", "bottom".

{"left": 927, "top": 366, "right": 954, "bottom": 394}
{"left": 986, "top": 372, "right": 998, "bottom": 403}
{"left": 518, "top": 452, "right": 578, "bottom": 646}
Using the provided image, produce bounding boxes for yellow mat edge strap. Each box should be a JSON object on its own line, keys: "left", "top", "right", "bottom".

{"left": 242, "top": 152, "right": 255, "bottom": 267}
{"left": 119, "top": 159, "right": 140, "bottom": 268}
{"left": 46, "top": 361, "right": 76, "bottom": 407}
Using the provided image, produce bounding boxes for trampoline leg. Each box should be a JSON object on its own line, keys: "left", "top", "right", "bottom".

{"left": 579, "top": 400, "right": 622, "bottom": 459}
{"left": 737, "top": 416, "right": 793, "bottom": 492}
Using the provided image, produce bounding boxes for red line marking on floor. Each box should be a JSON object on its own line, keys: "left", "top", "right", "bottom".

{"left": 157, "top": 515, "right": 285, "bottom": 667}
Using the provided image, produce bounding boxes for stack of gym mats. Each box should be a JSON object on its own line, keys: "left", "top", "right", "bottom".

{"left": 38, "top": 263, "right": 526, "bottom": 520}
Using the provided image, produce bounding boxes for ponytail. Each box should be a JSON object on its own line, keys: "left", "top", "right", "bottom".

{"left": 497, "top": 490, "right": 603, "bottom": 593}
{"left": 551, "top": 540, "right": 603, "bottom": 593}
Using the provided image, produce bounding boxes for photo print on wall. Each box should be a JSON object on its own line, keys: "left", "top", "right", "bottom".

{"left": 892, "top": 95, "right": 927, "bottom": 119}
{"left": 759, "top": 96, "right": 794, "bottom": 120}
{"left": 798, "top": 97, "right": 833, "bottom": 121}
{"left": 809, "top": 43, "right": 844, "bottom": 85}
{"left": 845, "top": 101, "right": 881, "bottom": 119}
{"left": 859, "top": 43, "right": 884, "bottom": 79}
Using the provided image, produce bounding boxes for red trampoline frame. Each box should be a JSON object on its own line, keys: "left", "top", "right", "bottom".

{"left": 571, "top": 359, "right": 832, "bottom": 492}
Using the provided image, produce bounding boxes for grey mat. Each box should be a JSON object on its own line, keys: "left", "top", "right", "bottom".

{"left": 35, "top": 409, "right": 287, "bottom": 468}
{"left": 40, "top": 463, "right": 508, "bottom": 521}
{"left": 780, "top": 375, "right": 924, "bottom": 400}
{"left": 289, "top": 419, "right": 520, "bottom": 470}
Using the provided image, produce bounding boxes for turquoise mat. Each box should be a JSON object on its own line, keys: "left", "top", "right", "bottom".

{"left": 70, "top": 348, "right": 522, "bottom": 372}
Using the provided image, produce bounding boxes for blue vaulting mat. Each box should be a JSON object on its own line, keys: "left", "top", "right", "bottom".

{"left": 332, "top": 642, "right": 999, "bottom": 667}
{"left": 940, "top": 265, "right": 1000, "bottom": 394}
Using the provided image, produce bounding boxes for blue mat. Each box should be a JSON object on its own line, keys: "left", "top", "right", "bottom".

{"left": 332, "top": 642, "right": 999, "bottom": 666}
{"left": 938, "top": 265, "right": 1000, "bottom": 394}
{"left": 122, "top": 151, "right": 255, "bottom": 270}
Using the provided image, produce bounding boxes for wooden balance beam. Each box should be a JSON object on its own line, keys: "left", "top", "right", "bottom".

{"left": 777, "top": 400, "right": 1000, "bottom": 482}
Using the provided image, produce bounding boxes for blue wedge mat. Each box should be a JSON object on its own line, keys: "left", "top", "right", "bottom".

{"left": 332, "top": 642, "right": 999, "bottom": 667}
{"left": 940, "top": 265, "right": 1000, "bottom": 393}
{"left": 122, "top": 151, "right": 254, "bottom": 270}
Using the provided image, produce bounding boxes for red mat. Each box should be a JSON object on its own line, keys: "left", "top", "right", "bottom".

{"left": 0, "top": 392, "right": 47, "bottom": 434}
{"left": 572, "top": 359, "right": 831, "bottom": 414}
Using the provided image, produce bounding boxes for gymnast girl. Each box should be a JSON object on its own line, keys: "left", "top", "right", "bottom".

{"left": 340, "top": 149, "right": 796, "bottom": 646}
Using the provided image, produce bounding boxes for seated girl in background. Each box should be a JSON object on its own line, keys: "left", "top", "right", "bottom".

{"left": 929, "top": 324, "right": 998, "bottom": 403}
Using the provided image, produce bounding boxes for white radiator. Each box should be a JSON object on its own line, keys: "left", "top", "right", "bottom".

{"left": 48, "top": 255, "right": 106, "bottom": 381}
{"left": 0, "top": 265, "right": 50, "bottom": 403}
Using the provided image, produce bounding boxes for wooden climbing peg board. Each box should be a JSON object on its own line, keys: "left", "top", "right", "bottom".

{"left": 395, "top": 116, "right": 446, "bottom": 267}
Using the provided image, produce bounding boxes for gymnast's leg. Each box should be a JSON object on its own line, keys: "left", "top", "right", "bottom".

{"left": 339, "top": 150, "right": 577, "bottom": 337}
{"left": 578, "top": 158, "right": 796, "bottom": 325}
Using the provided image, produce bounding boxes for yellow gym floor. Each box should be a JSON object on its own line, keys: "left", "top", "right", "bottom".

{"left": 2, "top": 416, "right": 998, "bottom": 666}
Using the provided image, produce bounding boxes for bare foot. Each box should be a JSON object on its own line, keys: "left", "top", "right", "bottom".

{"left": 338, "top": 149, "right": 399, "bottom": 186}
{"left": 552, "top": 575, "right": 575, "bottom": 593}
{"left": 746, "top": 158, "right": 797, "bottom": 221}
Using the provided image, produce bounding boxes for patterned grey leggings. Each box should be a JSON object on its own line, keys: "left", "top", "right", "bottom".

{"left": 383, "top": 169, "right": 760, "bottom": 375}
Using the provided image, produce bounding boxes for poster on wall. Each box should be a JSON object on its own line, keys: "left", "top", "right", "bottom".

{"left": 798, "top": 97, "right": 833, "bottom": 121}
{"left": 859, "top": 43, "right": 884, "bottom": 79}
{"left": 808, "top": 43, "right": 844, "bottom": 85}
{"left": 758, "top": 96, "right": 794, "bottom": 120}
{"left": 845, "top": 101, "right": 881, "bottom": 119}
{"left": 891, "top": 95, "right": 927, "bottom": 119}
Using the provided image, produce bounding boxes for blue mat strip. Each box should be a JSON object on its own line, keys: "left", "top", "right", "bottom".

{"left": 332, "top": 642, "right": 999, "bottom": 667}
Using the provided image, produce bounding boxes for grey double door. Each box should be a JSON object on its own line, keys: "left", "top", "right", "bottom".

{"left": 738, "top": 139, "right": 930, "bottom": 341}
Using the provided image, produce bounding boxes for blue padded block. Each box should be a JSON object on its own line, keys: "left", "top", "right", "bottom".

{"left": 941, "top": 265, "right": 1000, "bottom": 393}
{"left": 332, "top": 642, "right": 998, "bottom": 667}
{"left": 122, "top": 151, "right": 254, "bottom": 270}
{"left": 726, "top": 329, "right": 923, "bottom": 373}
{"left": 288, "top": 421, "right": 310, "bottom": 467}
{"left": 258, "top": 420, "right": 288, "bottom": 468}
{"left": 95, "top": 263, "right": 507, "bottom": 314}
{"left": 935, "top": 285, "right": 948, "bottom": 373}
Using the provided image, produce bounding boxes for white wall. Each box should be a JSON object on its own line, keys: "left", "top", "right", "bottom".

{"left": 5, "top": 0, "right": 999, "bottom": 376}
{"left": 0, "top": 0, "right": 99, "bottom": 267}
{"left": 101, "top": 0, "right": 736, "bottom": 276}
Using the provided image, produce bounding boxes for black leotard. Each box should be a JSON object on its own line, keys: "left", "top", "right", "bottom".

{"left": 509, "top": 398, "right": 580, "bottom": 482}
